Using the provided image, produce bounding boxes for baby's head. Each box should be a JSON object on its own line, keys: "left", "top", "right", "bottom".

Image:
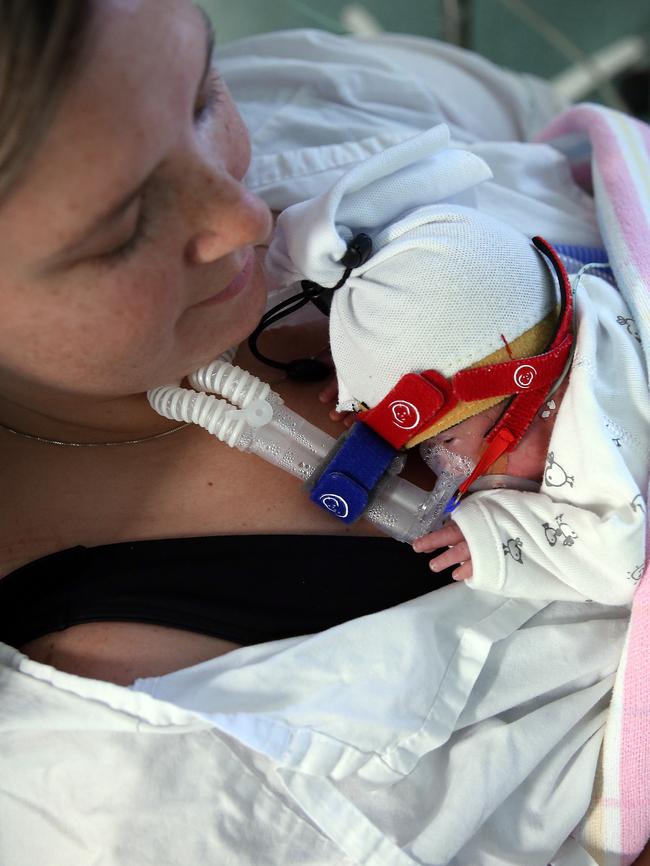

{"left": 267, "top": 126, "right": 568, "bottom": 479}
{"left": 327, "top": 203, "right": 558, "bottom": 436}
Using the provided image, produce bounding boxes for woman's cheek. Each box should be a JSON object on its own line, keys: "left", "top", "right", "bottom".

{"left": 119, "top": 272, "right": 184, "bottom": 343}
{"left": 72, "top": 265, "right": 182, "bottom": 365}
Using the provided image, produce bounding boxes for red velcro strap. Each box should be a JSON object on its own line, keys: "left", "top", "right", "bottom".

{"left": 452, "top": 334, "right": 572, "bottom": 402}
{"left": 361, "top": 372, "right": 457, "bottom": 449}
{"left": 487, "top": 388, "right": 545, "bottom": 446}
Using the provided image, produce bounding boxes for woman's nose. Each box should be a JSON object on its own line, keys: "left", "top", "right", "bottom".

{"left": 184, "top": 172, "right": 273, "bottom": 266}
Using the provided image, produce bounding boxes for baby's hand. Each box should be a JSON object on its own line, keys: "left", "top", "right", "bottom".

{"left": 412, "top": 522, "right": 473, "bottom": 581}
{"left": 318, "top": 375, "right": 356, "bottom": 427}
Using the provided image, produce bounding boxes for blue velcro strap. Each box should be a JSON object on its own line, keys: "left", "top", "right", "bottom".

{"left": 553, "top": 243, "right": 615, "bottom": 283}
{"left": 310, "top": 422, "right": 398, "bottom": 524}
{"left": 552, "top": 244, "right": 608, "bottom": 265}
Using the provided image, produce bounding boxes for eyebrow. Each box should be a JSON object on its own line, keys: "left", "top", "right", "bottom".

{"left": 46, "top": 7, "right": 215, "bottom": 266}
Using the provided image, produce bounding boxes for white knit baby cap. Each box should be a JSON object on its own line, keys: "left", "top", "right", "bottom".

{"left": 266, "top": 125, "right": 558, "bottom": 443}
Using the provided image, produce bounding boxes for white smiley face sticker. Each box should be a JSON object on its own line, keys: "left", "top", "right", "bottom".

{"left": 389, "top": 400, "right": 420, "bottom": 430}
{"left": 319, "top": 494, "right": 349, "bottom": 519}
{"left": 513, "top": 364, "right": 536, "bottom": 389}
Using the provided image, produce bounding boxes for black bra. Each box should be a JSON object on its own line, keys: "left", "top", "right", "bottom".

{"left": 0, "top": 535, "right": 453, "bottom": 649}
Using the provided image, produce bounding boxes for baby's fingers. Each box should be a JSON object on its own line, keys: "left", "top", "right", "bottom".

{"left": 450, "top": 560, "right": 473, "bottom": 581}
{"left": 318, "top": 376, "right": 339, "bottom": 406}
{"left": 317, "top": 376, "right": 354, "bottom": 424}
{"left": 427, "top": 541, "right": 471, "bottom": 574}
{"left": 413, "top": 521, "right": 473, "bottom": 581}
{"left": 412, "top": 522, "right": 465, "bottom": 553}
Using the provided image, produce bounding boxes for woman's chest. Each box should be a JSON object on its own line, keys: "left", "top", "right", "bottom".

{"left": 0, "top": 382, "right": 379, "bottom": 576}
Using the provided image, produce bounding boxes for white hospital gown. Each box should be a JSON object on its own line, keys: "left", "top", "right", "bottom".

{"left": 0, "top": 30, "right": 639, "bottom": 866}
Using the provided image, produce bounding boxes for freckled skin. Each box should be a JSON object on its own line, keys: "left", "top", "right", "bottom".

{"left": 0, "top": 0, "right": 272, "bottom": 442}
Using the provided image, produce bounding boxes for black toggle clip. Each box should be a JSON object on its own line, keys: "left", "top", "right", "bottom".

{"left": 248, "top": 232, "right": 374, "bottom": 382}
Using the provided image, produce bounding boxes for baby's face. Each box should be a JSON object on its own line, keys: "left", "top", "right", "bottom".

{"left": 419, "top": 394, "right": 561, "bottom": 484}
{"left": 431, "top": 410, "right": 499, "bottom": 460}
{"left": 418, "top": 407, "right": 500, "bottom": 480}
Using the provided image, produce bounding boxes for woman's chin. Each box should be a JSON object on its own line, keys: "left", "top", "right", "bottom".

{"left": 173, "top": 261, "right": 268, "bottom": 376}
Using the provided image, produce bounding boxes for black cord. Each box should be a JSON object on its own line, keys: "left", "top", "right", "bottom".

{"left": 248, "top": 233, "right": 373, "bottom": 382}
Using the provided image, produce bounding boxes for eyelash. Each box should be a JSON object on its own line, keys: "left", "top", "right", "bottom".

{"left": 100, "top": 206, "right": 152, "bottom": 267}
{"left": 194, "top": 67, "right": 223, "bottom": 124}
{"left": 97, "top": 71, "right": 224, "bottom": 269}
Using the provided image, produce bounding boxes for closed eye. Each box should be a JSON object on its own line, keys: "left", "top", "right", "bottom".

{"left": 87, "top": 9, "right": 219, "bottom": 271}
{"left": 95, "top": 203, "right": 150, "bottom": 267}
{"left": 192, "top": 8, "right": 218, "bottom": 124}
{"left": 193, "top": 68, "right": 223, "bottom": 124}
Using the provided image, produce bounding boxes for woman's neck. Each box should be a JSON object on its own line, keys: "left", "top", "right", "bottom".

{"left": 0, "top": 387, "right": 183, "bottom": 445}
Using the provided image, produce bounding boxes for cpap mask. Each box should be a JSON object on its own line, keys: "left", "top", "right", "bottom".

{"left": 148, "top": 236, "right": 574, "bottom": 544}
{"left": 419, "top": 440, "right": 539, "bottom": 495}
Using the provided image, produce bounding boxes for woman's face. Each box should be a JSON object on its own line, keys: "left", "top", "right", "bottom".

{"left": 0, "top": 0, "right": 272, "bottom": 401}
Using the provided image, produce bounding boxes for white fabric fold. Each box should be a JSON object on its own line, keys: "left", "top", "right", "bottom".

{"left": 266, "top": 124, "right": 493, "bottom": 291}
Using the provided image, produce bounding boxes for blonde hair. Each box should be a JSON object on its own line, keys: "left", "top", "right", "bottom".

{"left": 0, "top": 1, "right": 91, "bottom": 200}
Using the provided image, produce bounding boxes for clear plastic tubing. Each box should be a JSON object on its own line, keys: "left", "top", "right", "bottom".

{"left": 147, "top": 358, "right": 464, "bottom": 543}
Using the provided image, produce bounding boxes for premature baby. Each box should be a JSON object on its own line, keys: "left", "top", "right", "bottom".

{"left": 267, "top": 125, "right": 648, "bottom": 606}
{"left": 412, "top": 388, "right": 565, "bottom": 581}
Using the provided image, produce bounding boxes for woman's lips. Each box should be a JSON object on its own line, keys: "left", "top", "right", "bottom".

{"left": 192, "top": 249, "right": 255, "bottom": 308}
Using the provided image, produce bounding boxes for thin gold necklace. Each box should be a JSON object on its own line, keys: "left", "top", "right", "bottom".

{"left": 0, "top": 419, "right": 189, "bottom": 447}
